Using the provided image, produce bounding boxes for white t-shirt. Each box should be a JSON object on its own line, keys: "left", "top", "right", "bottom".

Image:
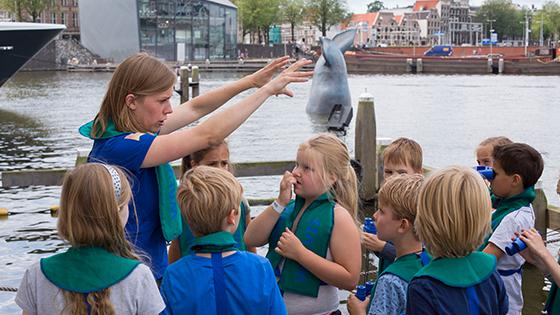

{"left": 16, "top": 262, "right": 165, "bottom": 315}
{"left": 488, "top": 205, "right": 534, "bottom": 315}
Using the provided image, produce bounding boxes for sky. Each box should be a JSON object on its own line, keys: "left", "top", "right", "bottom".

{"left": 346, "top": 0, "right": 550, "bottom": 12}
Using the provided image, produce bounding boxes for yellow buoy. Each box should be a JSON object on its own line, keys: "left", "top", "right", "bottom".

{"left": 0, "top": 207, "right": 8, "bottom": 216}
{"left": 50, "top": 205, "right": 59, "bottom": 213}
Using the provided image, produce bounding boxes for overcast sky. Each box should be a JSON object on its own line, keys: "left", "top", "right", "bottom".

{"left": 346, "top": 0, "right": 549, "bottom": 12}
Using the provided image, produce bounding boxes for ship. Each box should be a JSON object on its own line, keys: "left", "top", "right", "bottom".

{"left": 0, "top": 22, "right": 66, "bottom": 87}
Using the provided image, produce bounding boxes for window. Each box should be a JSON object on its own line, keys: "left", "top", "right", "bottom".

{"left": 51, "top": 12, "right": 56, "bottom": 23}
{"left": 72, "top": 12, "right": 78, "bottom": 27}
{"left": 61, "top": 12, "right": 66, "bottom": 25}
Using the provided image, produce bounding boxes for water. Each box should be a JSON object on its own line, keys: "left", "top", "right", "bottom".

{"left": 0, "top": 71, "right": 559, "bottom": 313}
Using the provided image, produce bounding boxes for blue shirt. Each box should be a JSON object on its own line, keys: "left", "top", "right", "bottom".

{"left": 369, "top": 274, "right": 408, "bottom": 315}
{"left": 406, "top": 271, "right": 509, "bottom": 315}
{"left": 160, "top": 251, "right": 287, "bottom": 315}
{"left": 88, "top": 133, "right": 167, "bottom": 279}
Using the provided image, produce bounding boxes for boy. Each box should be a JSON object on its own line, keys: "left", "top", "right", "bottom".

{"left": 481, "top": 143, "right": 544, "bottom": 315}
{"left": 159, "top": 166, "right": 286, "bottom": 315}
{"left": 407, "top": 166, "right": 508, "bottom": 314}
{"left": 362, "top": 137, "right": 423, "bottom": 273}
{"left": 348, "top": 174, "right": 429, "bottom": 315}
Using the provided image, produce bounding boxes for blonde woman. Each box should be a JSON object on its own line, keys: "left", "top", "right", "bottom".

{"left": 406, "top": 166, "right": 508, "bottom": 315}
{"left": 79, "top": 53, "right": 312, "bottom": 280}
{"left": 16, "top": 163, "right": 164, "bottom": 315}
{"left": 245, "top": 133, "right": 361, "bottom": 314}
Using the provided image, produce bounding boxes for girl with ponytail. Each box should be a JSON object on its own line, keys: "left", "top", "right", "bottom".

{"left": 245, "top": 133, "right": 361, "bottom": 314}
{"left": 16, "top": 163, "right": 164, "bottom": 315}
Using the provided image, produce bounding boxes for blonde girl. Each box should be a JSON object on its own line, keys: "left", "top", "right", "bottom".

{"left": 244, "top": 133, "right": 361, "bottom": 314}
{"left": 16, "top": 163, "right": 164, "bottom": 315}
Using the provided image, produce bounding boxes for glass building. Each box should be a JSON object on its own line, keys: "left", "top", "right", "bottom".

{"left": 137, "top": 0, "right": 237, "bottom": 61}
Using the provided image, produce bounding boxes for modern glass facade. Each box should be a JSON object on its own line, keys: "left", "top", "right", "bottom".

{"left": 137, "top": 0, "right": 237, "bottom": 61}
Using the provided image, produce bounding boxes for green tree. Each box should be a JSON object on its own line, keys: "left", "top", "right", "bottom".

{"left": 281, "top": 0, "right": 305, "bottom": 42}
{"left": 0, "top": 0, "right": 24, "bottom": 21}
{"left": 236, "top": 0, "right": 280, "bottom": 44}
{"left": 306, "top": 0, "right": 348, "bottom": 36}
{"left": 531, "top": 1, "right": 560, "bottom": 43}
{"left": 367, "top": 0, "right": 384, "bottom": 12}
{"left": 475, "top": 0, "right": 524, "bottom": 41}
{"left": 0, "top": 0, "right": 56, "bottom": 22}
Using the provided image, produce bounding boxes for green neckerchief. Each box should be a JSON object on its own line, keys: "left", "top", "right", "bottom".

{"left": 41, "top": 247, "right": 140, "bottom": 293}
{"left": 479, "top": 186, "right": 536, "bottom": 250}
{"left": 413, "top": 252, "right": 496, "bottom": 288}
{"left": 179, "top": 201, "right": 248, "bottom": 256}
{"left": 189, "top": 231, "right": 238, "bottom": 253}
{"left": 377, "top": 256, "right": 392, "bottom": 277}
{"left": 368, "top": 249, "right": 431, "bottom": 312}
{"left": 79, "top": 119, "right": 182, "bottom": 241}
{"left": 266, "top": 193, "right": 335, "bottom": 298}
{"left": 544, "top": 256, "right": 560, "bottom": 314}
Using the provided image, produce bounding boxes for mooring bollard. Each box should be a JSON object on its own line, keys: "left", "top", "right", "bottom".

{"left": 416, "top": 58, "right": 423, "bottom": 73}
{"left": 498, "top": 58, "right": 504, "bottom": 74}
{"left": 191, "top": 65, "right": 200, "bottom": 98}
{"left": 406, "top": 58, "right": 413, "bottom": 73}
{"left": 355, "top": 92, "right": 377, "bottom": 203}
{"left": 179, "top": 66, "right": 190, "bottom": 103}
{"left": 487, "top": 58, "right": 493, "bottom": 73}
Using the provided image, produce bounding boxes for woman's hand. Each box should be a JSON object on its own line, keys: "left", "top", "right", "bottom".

{"left": 275, "top": 228, "right": 306, "bottom": 261}
{"left": 517, "top": 229, "right": 551, "bottom": 273}
{"left": 262, "top": 58, "right": 313, "bottom": 97}
{"left": 277, "top": 171, "right": 296, "bottom": 206}
{"left": 347, "top": 294, "right": 369, "bottom": 315}
{"left": 248, "top": 56, "right": 290, "bottom": 88}
{"left": 362, "top": 232, "right": 386, "bottom": 252}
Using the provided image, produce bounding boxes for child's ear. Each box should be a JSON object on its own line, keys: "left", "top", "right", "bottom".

{"left": 399, "top": 218, "right": 412, "bottom": 233}
{"left": 512, "top": 174, "right": 523, "bottom": 187}
{"left": 226, "top": 208, "right": 239, "bottom": 225}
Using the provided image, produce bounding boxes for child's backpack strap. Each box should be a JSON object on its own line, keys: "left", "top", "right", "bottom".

{"left": 211, "top": 253, "right": 229, "bottom": 315}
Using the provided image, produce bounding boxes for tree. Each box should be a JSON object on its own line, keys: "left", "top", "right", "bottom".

{"left": 531, "top": 1, "right": 560, "bottom": 43}
{"left": 236, "top": 0, "right": 280, "bottom": 44}
{"left": 0, "top": 0, "right": 56, "bottom": 22}
{"left": 0, "top": 0, "right": 24, "bottom": 21}
{"left": 306, "top": 0, "right": 348, "bottom": 36}
{"left": 367, "top": 0, "right": 384, "bottom": 12}
{"left": 281, "top": 0, "right": 305, "bottom": 42}
{"left": 475, "top": 0, "right": 524, "bottom": 41}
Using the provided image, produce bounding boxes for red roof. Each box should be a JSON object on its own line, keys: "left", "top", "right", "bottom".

{"left": 394, "top": 15, "right": 404, "bottom": 25}
{"left": 345, "top": 12, "right": 379, "bottom": 28}
{"left": 413, "top": 0, "right": 439, "bottom": 11}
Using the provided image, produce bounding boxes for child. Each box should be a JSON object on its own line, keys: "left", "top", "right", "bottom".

{"left": 347, "top": 174, "right": 429, "bottom": 315}
{"left": 159, "top": 166, "right": 286, "bottom": 314}
{"left": 481, "top": 142, "right": 544, "bottom": 314}
{"left": 244, "top": 133, "right": 362, "bottom": 314}
{"left": 516, "top": 228, "right": 560, "bottom": 314}
{"left": 362, "top": 137, "right": 423, "bottom": 274}
{"left": 407, "top": 166, "right": 508, "bottom": 315}
{"left": 476, "top": 136, "right": 512, "bottom": 167}
{"left": 168, "top": 141, "right": 255, "bottom": 263}
{"left": 16, "top": 163, "right": 164, "bottom": 315}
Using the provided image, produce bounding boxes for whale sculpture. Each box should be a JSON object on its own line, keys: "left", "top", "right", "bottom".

{"left": 306, "top": 29, "right": 357, "bottom": 122}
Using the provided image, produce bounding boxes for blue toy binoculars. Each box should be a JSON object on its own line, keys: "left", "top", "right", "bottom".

{"left": 474, "top": 166, "right": 495, "bottom": 181}
{"left": 356, "top": 285, "right": 367, "bottom": 301}
{"left": 505, "top": 237, "right": 527, "bottom": 256}
{"left": 363, "top": 217, "right": 377, "bottom": 234}
{"left": 365, "top": 281, "right": 374, "bottom": 296}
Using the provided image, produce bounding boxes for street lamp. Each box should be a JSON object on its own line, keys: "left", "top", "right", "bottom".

{"left": 487, "top": 18, "right": 496, "bottom": 56}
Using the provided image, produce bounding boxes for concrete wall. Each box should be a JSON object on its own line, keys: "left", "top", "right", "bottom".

{"left": 79, "top": 0, "right": 139, "bottom": 62}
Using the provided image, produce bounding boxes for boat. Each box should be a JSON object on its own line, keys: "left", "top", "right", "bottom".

{"left": 0, "top": 22, "right": 66, "bottom": 87}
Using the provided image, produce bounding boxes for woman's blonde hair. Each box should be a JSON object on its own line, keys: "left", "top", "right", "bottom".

{"left": 416, "top": 166, "right": 491, "bottom": 258}
{"left": 299, "top": 133, "right": 358, "bottom": 221}
{"left": 91, "top": 52, "right": 176, "bottom": 137}
{"left": 178, "top": 166, "right": 243, "bottom": 237}
{"left": 58, "top": 163, "right": 139, "bottom": 315}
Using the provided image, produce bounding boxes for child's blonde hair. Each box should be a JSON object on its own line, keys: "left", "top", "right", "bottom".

{"left": 479, "top": 136, "right": 512, "bottom": 148}
{"left": 177, "top": 166, "right": 243, "bottom": 236}
{"left": 181, "top": 140, "right": 230, "bottom": 175}
{"left": 58, "top": 163, "right": 139, "bottom": 315}
{"left": 299, "top": 133, "right": 358, "bottom": 220}
{"left": 383, "top": 137, "right": 423, "bottom": 173}
{"left": 91, "top": 52, "right": 176, "bottom": 137}
{"left": 378, "top": 174, "right": 424, "bottom": 237}
{"left": 416, "top": 166, "right": 491, "bottom": 258}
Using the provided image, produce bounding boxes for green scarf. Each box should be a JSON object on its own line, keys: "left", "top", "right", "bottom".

{"left": 189, "top": 231, "right": 238, "bottom": 253}
{"left": 266, "top": 193, "right": 335, "bottom": 298}
{"left": 368, "top": 250, "right": 431, "bottom": 311}
{"left": 413, "top": 252, "right": 496, "bottom": 288}
{"left": 479, "top": 186, "right": 536, "bottom": 250}
{"left": 41, "top": 247, "right": 140, "bottom": 293}
{"left": 79, "top": 120, "right": 182, "bottom": 241}
{"left": 180, "top": 201, "right": 248, "bottom": 256}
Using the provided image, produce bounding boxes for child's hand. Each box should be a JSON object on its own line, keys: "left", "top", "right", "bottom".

{"left": 517, "top": 228, "right": 551, "bottom": 273}
{"left": 277, "top": 171, "right": 296, "bottom": 206}
{"left": 362, "top": 232, "right": 386, "bottom": 252}
{"left": 275, "top": 228, "right": 306, "bottom": 261}
{"left": 346, "top": 293, "right": 369, "bottom": 315}
{"left": 248, "top": 56, "right": 290, "bottom": 88}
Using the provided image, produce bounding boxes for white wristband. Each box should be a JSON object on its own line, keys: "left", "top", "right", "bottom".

{"left": 271, "top": 200, "right": 285, "bottom": 214}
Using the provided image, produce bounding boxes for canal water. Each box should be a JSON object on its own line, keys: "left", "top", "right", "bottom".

{"left": 0, "top": 71, "right": 559, "bottom": 313}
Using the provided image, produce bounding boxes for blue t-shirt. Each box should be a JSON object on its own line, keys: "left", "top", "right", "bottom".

{"left": 88, "top": 133, "right": 167, "bottom": 279}
{"left": 406, "top": 271, "right": 509, "bottom": 315}
{"left": 159, "top": 251, "right": 287, "bottom": 315}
